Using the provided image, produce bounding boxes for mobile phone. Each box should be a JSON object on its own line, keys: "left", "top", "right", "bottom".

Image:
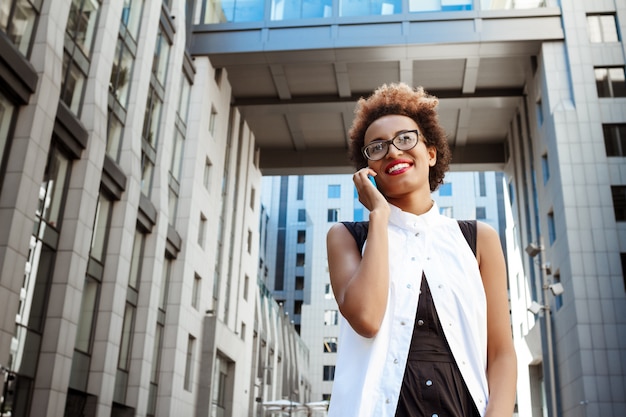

{"left": 368, "top": 175, "right": 377, "bottom": 189}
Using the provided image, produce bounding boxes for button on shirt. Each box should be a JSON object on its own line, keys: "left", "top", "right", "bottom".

{"left": 328, "top": 203, "right": 489, "bottom": 417}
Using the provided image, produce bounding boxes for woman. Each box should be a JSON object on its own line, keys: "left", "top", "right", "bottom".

{"left": 326, "top": 83, "right": 517, "bottom": 417}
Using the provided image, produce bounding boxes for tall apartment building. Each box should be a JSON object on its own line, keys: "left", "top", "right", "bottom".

{"left": 260, "top": 171, "right": 506, "bottom": 404}
{"left": 0, "top": 1, "right": 308, "bottom": 417}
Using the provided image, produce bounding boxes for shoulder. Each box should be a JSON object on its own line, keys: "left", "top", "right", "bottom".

{"left": 475, "top": 221, "right": 504, "bottom": 266}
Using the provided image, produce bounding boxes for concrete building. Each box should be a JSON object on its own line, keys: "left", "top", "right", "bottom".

{"left": 1, "top": 0, "right": 625, "bottom": 417}
{"left": 0, "top": 1, "right": 307, "bottom": 416}
{"left": 260, "top": 171, "right": 506, "bottom": 404}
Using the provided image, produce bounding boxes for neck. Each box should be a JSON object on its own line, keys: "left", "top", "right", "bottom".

{"left": 387, "top": 190, "right": 434, "bottom": 216}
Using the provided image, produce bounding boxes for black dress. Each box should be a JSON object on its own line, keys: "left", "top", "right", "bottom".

{"left": 340, "top": 220, "right": 481, "bottom": 417}
{"left": 394, "top": 274, "right": 480, "bottom": 417}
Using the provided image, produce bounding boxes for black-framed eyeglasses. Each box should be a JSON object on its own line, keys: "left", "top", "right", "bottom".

{"left": 361, "top": 130, "right": 420, "bottom": 161}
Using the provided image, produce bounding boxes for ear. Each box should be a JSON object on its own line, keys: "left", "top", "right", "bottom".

{"left": 427, "top": 145, "right": 437, "bottom": 167}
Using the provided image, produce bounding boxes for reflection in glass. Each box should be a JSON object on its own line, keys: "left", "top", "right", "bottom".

{"left": 107, "top": 112, "right": 124, "bottom": 160}
{"left": 66, "top": 0, "right": 100, "bottom": 55}
{"left": 1, "top": 0, "right": 39, "bottom": 55}
{"left": 110, "top": 38, "right": 134, "bottom": 106}
{"left": 0, "top": 93, "right": 16, "bottom": 167}
{"left": 90, "top": 194, "right": 112, "bottom": 263}
{"left": 121, "top": 0, "right": 143, "bottom": 39}
{"left": 341, "top": 0, "right": 401, "bottom": 16}
{"left": 60, "top": 54, "right": 86, "bottom": 115}
{"left": 75, "top": 277, "right": 99, "bottom": 352}
{"left": 152, "top": 26, "right": 171, "bottom": 86}
{"left": 141, "top": 153, "right": 154, "bottom": 195}
{"left": 272, "top": 0, "right": 332, "bottom": 20}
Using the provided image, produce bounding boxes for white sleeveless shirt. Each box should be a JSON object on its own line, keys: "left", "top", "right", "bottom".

{"left": 328, "top": 203, "right": 489, "bottom": 417}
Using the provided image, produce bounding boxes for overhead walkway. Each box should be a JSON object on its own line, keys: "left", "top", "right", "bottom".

{"left": 191, "top": 1, "right": 563, "bottom": 174}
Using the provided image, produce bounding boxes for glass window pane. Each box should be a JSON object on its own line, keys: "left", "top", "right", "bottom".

{"left": 171, "top": 129, "right": 184, "bottom": 181}
{"left": 121, "top": 0, "right": 143, "bottom": 39}
{"left": 90, "top": 194, "right": 112, "bottom": 263}
{"left": 178, "top": 77, "right": 191, "bottom": 124}
{"left": 61, "top": 57, "right": 86, "bottom": 115}
{"left": 75, "top": 277, "right": 99, "bottom": 352}
{"left": 128, "top": 230, "right": 144, "bottom": 289}
{"left": 107, "top": 112, "right": 124, "bottom": 161}
{"left": 0, "top": 92, "right": 17, "bottom": 167}
{"left": 141, "top": 153, "right": 154, "bottom": 195}
{"left": 609, "top": 68, "right": 626, "bottom": 97}
{"left": 3, "top": 0, "right": 39, "bottom": 56}
{"left": 67, "top": 0, "right": 100, "bottom": 55}
{"left": 39, "top": 146, "right": 70, "bottom": 226}
{"left": 152, "top": 27, "right": 171, "bottom": 85}
{"left": 110, "top": 39, "right": 134, "bottom": 107}
{"left": 118, "top": 303, "right": 135, "bottom": 370}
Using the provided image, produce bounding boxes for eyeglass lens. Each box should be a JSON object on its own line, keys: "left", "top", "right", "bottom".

{"left": 362, "top": 130, "right": 419, "bottom": 160}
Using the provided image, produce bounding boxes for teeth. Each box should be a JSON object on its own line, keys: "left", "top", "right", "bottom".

{"left": 388, "top": 163, "right": 409, "bottom": 174}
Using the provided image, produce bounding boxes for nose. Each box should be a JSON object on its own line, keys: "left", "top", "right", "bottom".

{"left": 386, "top": 142, "right": 403, "bottom": 158}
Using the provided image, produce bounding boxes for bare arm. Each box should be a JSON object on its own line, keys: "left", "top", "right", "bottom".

{"left": 476, "top": 221, "right": 518, "bottom": 416}
{"left": 327, "top": 169, "right": 390, "bottom": 338}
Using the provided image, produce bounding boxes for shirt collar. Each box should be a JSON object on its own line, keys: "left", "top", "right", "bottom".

{"left": 388, "top": 201, "right": 441, "bottom": 232}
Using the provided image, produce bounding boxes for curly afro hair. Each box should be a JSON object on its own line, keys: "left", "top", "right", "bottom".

{"left": 348, "top": 83, "right": 451, "bottom": 192}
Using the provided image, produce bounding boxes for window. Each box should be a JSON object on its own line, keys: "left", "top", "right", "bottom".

{"left": 192, "top": 273, "right": 201, "bottom": 309}
{"left": 250, "top": 187, "right": 256, "bottom": 209}
{"left": 114, "top": 303, "right": 136, "bottom": 402}
{"left": 323, "top": 365, "right": 335, "bottom": 381}
{"left": 325, "top": 283, "right": 334, "bottom": 299}
{"left": 541, "top": 154, "right": 550, "bottom": 184}
{"left": 128, "top": 230, "right": 145, "bottom": 289}
{"left": 294, "top": 300, "right": 303, "bottom": 315}
{"left": 296, "top": 253, "right": 305, "bottom": 267}
{"left": 477, "top": 172, "right": 486, "bottom": 196}
{"left": 328, "top": 184, "right": 341, "bottom": 198}
{"left": 61, "top": 0, "right": 101, "bottom": 115}
{"left": 341, "top": 0, "right": 401, "bottom": 17}
{"left": 595, "top": 67, "right": 626, "bottom": 97}
{"left": 619, "top": 252, "right": 626, "bottom": 291}
{"left": 0, "top": 93, "right": 17, "bottom": 179}
{"left": 198, "top": 213, "right": 207, "bottom": 247}
{"left": 603, "top": 124, "right": 626, "bottom": 157}
{"left": 354, "top": 208, "right": 364, "bottom": 221}
{"left": 204, "top": 158, "right": 212, "bottom": 189}
{"left": 1, "top": 0, "right": 41, "bottom": 56}
{"left": 547, "top": 211, "right": 556, "bottom": 245}
{"left": 324, "top": 310, "right": 338, "bottom": 326}
{"left": 236, "top": 274, "right": 246, "bottom": 302}
{"left": 438, "top": 182, "right": 452, "bottom": 196}
{"left": 297, "top": 209, "right": 306, "bottom": 222}
{"left": 587, "top": 14, "right": 619, "bottom": 43}
{"left": 327, "top": 208, "right": 339, "bottom": 222}
{"left": 184, "top": 335, "right": 196, "bottom": 391}
{"left": 440, "top": 206, "right": 453, "bottom": 217}
{"left": 209, "top": 106, "right": 217, "bottom": 135}
{"left": 297, "top": 230, "right": 306, "bottom": 243}
{"left": 476, "top": 207, "right": 486, "bottom": 220}
{"left": 323, "top": 337, "right": 338, "bottom": 353}
{"left": 553, "top": 272, "right": 563, "bottom": 311}
{"left": 247, "top": 229, "right": 253, "bottom": 253}
{"left": 295, "top": 276, "right": 304, "bottom": 290}
{"left": 611, "top": 186, "right": 626, "bottom": 221}
{"left": 536, "top": 98, "right": 544, "bottom": 126}
{"left": 297, "top": 175, "right": 304, "bottom": 200}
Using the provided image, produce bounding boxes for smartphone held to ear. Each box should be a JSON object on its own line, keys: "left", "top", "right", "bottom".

{"left": 368, "top": 175, "right": 377, "bottom": 189}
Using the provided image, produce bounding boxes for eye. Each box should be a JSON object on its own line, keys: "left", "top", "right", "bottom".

{"left": 397, "top": 132, "right": 415, "bottom": 144}
{"left": 368, "top": 142, "right": 386, "bottom": 152}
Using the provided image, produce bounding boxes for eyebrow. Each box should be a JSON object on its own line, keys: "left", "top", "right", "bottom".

{"left": 367, "top": 129, "right": 416, "bottom": 142}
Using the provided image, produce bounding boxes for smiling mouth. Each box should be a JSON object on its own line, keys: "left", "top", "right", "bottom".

{"left": 387, "top": 162, "right": 411, "bottom": 174}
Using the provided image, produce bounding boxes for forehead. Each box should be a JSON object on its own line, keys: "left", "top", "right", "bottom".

{"left": 364, "top": 115, "right": 419, "bottom": 142}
